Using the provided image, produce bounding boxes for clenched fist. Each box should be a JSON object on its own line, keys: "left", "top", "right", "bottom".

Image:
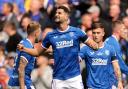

{"left": 17, "top": 44, "right": 24, "bottom": 51}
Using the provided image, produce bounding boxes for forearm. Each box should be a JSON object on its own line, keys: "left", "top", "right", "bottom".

{"left": 18, "top": 58, "right": 27, "bottom": 89}
{"left": 19, "top": 70, "right": 25, "bottom": 89}
{"left": 85, "top": 38, "right": 98, "bottom": 50}
{"left": 113, "top": 62, "right": 122, "bottom": 82}
{"left": 116, "top": 67, "right": 122, "bottom": 82}
{"left": 24, "top": 47, "right": 40, "bottom": 56}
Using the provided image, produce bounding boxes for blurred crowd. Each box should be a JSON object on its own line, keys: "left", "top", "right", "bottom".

{"left": 0, "top": 0, "right": 128, "bottom": 89}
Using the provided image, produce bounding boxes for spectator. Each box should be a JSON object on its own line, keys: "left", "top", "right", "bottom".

{"left": 27, "top": 0, "right": 51, "bottom": 30}
{"left": 5, "top": 52, "right": 16, "bottom": 77}
{"left": 31, "top": 54, "right": 53, "bottom": 89}
{"left": 109, "top": 4, "right": 121, "bottom": 22}
{"left": 80, "top": 13, "right": 92, "bottom": 32}
{"left": 41, "top": 0, "right": 54, "bottom": 14}
{"left": 13, "top": 3, "right": 23, "bottom": 22}
{"left": 0, "top": 46, "right": 5, "bottom": 67}
{"left": 0, "top": 0, "right": 25, "bottom": 14}
{"left": 18, "top": 13, "right": 32, "bottom": 39}
{"left": 123, "top": 16, "right": 128, "bottom": 29}
{"left": 3, "top": 21, "right": 22, "bottom": 52}
{"left": 0, "top": 66, "right": 9, "bottom": 89}
{"left": 13, "top": 0, "right": 25, "bottom": 14}
{"left": 87, "top": 5, "right": 109, "bottom": 38}
{"left": 0, "top": 31, "right": 9, "bottom": 45}
{"left": 1, "top": 2, "right": 19, "bottom": 28}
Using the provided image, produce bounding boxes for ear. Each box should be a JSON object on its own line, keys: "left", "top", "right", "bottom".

{"left": 102, "top": 29, "right": 105, "bottom": 36}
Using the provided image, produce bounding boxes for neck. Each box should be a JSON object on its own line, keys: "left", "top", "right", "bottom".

{"left": 112, "top": 33, "right": 120, "bottom": 41}
{"left": 97, "top": 41, "right": 104, "bottom": 48}
{"left": 112, "top": 15, "right": 119, "bottom": 21}
{"left": 58, "top": 22, "right": 69, "bottom": 31}
{"left": 27, "top": 36, "right": 35, "bottom": 45}
{"left": 39, "top": 64, "right": 48, "bottom": 68}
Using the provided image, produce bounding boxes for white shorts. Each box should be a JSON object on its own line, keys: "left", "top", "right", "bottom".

{"left": 52, "top": 75, "right": 84, "bottom": 89}
{"left": 87, "top": 85, "right": 117, "bottom": 89}
{"left": 8, "top": 86, "right": 35, "bottom": 89}
{"left": 111, "top": 85, "right": 117, "bottom": 89}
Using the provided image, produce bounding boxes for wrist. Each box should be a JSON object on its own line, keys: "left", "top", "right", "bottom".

{"left": 118, "top": 77, "right": 122, "bottom": 82}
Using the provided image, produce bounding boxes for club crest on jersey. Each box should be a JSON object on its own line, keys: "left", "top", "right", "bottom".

{"left": 69, "top": 32, "right": 74, "bottom": 37}
{"left": 53, "top": 36, "right": 58, "bottom": 38}
{"left": 90, "top": 51, "right": 94, "bottom": 55}
{"left": 56, "top": 40, "right": 73, "bottom": 49}
{"left": 105, "top": 50, "right": 109, "bottom": 56}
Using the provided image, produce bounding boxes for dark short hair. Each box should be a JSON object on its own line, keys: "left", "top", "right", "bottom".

{"left": 92, "top": 22, "right": 104, "bottom": 30}
{"left": 112, "top": 20, "right": 123, "bottom": 29}
{"left": 4, "top": 21, "right": 16, "bottom": 30}
{"left": 27, "top": 22, "right": 41, "bottom": 35}
{"left": 5, "top": 2, "right": 13, "bottom": 12}
{"left": 57, "top": 6, "right": 70, "bottom": 15}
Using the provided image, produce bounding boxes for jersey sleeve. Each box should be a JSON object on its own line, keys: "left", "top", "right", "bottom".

{"left": 79, "top": 46, "right": 87, "bottom": 60}
{"left": 20, "top": 51, "right": 31, "bottom": 63}
{"left": 41, "top": 33, "right": 51, "bottom": 49}
{"left": 77, "top": 28, "right": 88, "bottom": 43}
{"left": 110, "top": 46, "right": 117, "bottom": 62}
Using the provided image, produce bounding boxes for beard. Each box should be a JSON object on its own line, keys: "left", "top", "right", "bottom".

{"left": 35, "top": 38, "right": 39, "bottom": 43}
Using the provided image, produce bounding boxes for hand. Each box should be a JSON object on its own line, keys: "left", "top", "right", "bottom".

{"left": 118, "top": 81, "right": 123, "bottom": 89}
{"left": 17, "top": 44, "right": 24, "bottom": 51}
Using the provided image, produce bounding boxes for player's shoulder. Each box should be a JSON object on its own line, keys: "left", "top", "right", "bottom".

{"left": 69, "top": 26, "right": 82, "bottom": 32}
{"left": 46, "top": 29, "right": 59, "bottom": 37}
{"left": 105, "top": 36, "right": 112, "bottom": 42}
{"left": 19, "top": 39, "right": 32, "bottom": 48}
{"left": 104, "top": 42, "right": 114, "bottom": 50}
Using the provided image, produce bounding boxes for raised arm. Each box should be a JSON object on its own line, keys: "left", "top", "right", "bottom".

{"left": 112, "top": 60, "right": 123, "bottom": 89}
{"left": 17, "top": 43, "right": 46, "bottom": 56}
{"left": 18, "top": 57, "right": 28, "bottom": 89}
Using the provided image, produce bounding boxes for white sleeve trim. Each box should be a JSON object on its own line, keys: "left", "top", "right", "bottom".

{"left": 41, "top": 43, "right": 48, "bottom": 49}
{"left": 84, "top": 37, "right": 90, "bottom": 43}
{"left": 20, "top": 56, "right": 28, "bottom": 63}
{"left": 112, "top": 60, "right": 118, "bottom": 63}
{"left": 79, "top": 56, "right": 83, "bottom": 62}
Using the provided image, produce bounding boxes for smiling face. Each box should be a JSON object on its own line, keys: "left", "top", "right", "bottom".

{"left": 54, "top": 8, "right": 69, "bottom": 24}
{"left": 92, "top": 28, "right": 105, "bottom": 43}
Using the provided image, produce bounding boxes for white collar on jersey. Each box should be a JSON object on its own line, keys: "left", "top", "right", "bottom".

{"left": 112, "top": 35, "right": 118, "bottom": 42}
{"left": 57, "top": 26, "right": 70, "bottom": 32}
{"left": 98, "top": 43, "right": 104, "bottom": 49}
{"left": 26, "top": 38, "right": 33, "bottom": 47}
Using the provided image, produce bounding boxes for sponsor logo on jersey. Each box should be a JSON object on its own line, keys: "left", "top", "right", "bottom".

{"left": 56, "top": 40, "right": 73, "bottom": 48}
{"left": 92, "top": 58, "right": 107, "bottom": 65}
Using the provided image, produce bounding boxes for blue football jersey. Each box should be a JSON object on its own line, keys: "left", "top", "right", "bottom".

{"left": 42, "top": 26, "right": 88, "bottom": 80}
{"left": 79, "top": 43, "right": 117, "bottom": 89}
{"left": 105, "top": 35, "right": 128, "bottom": 86}
{"left": 8, "top": 39, "right": 35, "bottom": 89}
